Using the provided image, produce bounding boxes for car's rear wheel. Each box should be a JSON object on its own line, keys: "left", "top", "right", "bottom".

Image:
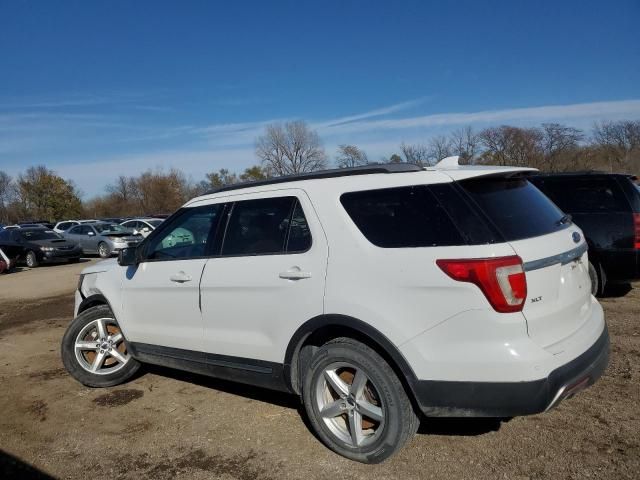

{"left": 302, "top": 337, "right": 419, "bottom": 463}
{"left": 97, "top": 242, "right": 110, "bottom": 258}
{"left": 61, "top": 305, "right": 140, "bottom": 387}
{"left": 25, "top": 250, "right": 39, "bottom": 268}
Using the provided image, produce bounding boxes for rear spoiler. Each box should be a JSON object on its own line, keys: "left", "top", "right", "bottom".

{"left": 428, "top": 156, "right": 538, "bottom": 180}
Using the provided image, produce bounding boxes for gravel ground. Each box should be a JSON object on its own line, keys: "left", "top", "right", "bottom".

{"left": 0, "top": 266, "right": 638, "bottom": 479}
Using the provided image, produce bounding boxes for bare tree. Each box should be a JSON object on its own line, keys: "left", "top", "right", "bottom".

{"left": 593, "top": 120, "right": 640, "bottom": 172}
{"left": 449, "top": 126, "right": 480, "bottom": 164}
{"left": 427, "top": 135, "right": 453, "bottom": 164}
{"left": 400, "top": 142, "right": 430, "bottom": 166}
{"left": 539, "top": 123, "right": 583, "bottom": 171}
{"left": 255, "top": 121, "right": 327, "bottom": 176}
{"left": 478, "top": 126, "right": 543, "bottom": 167}
{"left": 0, "top": 171, "right": 13, "bottom": 221}
{"left": 336, "top": 144, "right": 368, "bottom": 168}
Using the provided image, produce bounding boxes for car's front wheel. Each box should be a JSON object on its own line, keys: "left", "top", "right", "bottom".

{"left": 25, "top": 250, "right": 39, "bottom": 268}
{"left": 97, "top": 242, "right": 111, "bottom": 258}
{"left": 302, "top": 337, "right": 419, "bottom": 463}
{"left": 61, "top": 305, "right": 140, "bottom": 387}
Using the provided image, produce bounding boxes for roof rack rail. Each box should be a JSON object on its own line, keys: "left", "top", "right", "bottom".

{"left": 205, "top": 163, "right": 423, "bottom": 194}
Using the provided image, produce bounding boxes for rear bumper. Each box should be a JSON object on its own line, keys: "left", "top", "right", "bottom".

{"left": 413, "top": 325, "right": 609, "bottom": 417}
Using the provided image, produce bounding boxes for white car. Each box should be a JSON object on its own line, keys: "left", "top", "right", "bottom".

{"left": 54, "top": 219, "right": 98, "bottom": 233}
{"left": 120, "top": 218, "right": 163, "bottom": 238}
{"left": 61, "top": 158, "right": 608, "bottom": 463}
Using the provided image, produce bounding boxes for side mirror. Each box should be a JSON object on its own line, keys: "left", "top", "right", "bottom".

{"left": 118, "top": 247, "right": 139, "bottom": 267}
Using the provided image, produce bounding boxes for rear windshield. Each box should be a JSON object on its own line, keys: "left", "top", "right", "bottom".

{"left": 19, "top": 230, "right": 62, "bottom": 241}
{"left": 459, "top": 177, "right": 567, "bottom": 241}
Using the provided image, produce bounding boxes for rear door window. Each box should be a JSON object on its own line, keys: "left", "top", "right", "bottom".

{"left": 221, "top": 197, "right": 296, "bottom": 256}
{"left": 459, "top": 177, "right": 566, "bottom": 241}
{"left": 531, "top": 177, "right": 630, "bottom": 213}
{"left": 340, "top": 186, "right": 465, "bottom": 248}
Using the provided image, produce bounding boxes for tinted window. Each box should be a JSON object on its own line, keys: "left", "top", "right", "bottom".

{"left": 531, "top": 177, "right": 630, "bottom": 214}
{"left": 68, "top": 226, "right": 82, "bottom": 235}
{"left": 146, "top": 204, "right": 222, "bottom": 260}
{"left": 0, "top": 230, "right": 10, "bottom": 241}
{"left": 94, "top": 223, "right": 128, "bottom": 233}
{"left": 460, "top": 177, "right": 566, "bottom": 241}
{"left": 222, "top": 197, "right": 295, "bottom": 256}
{"left": 19, "top": 229, "right": 62, "bottom": 241}
{"left": 340, "top": 186, "right": 464, "bottom": 248}
{"left": 286, "top": 200, "right": 312, "bottom": 252}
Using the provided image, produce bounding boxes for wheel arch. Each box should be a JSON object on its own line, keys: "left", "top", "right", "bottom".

{"left": 77, "top": 293, "right": 114, "bottom": 315}
{"left": 284, "top": 314, "right": 420, "bottom": 404}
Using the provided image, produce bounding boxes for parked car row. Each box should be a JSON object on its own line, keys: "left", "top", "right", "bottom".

{"left": 0, "top": 217, "right": 165, "bottom": 271}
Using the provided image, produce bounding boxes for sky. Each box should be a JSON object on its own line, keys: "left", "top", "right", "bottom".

{"left": 0, "top": 0, "right": 639, "bottom": 197}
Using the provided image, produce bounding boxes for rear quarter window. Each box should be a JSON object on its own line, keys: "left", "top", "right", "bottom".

{"left": 459, "top": 176, "right": 567, "bottom": 242}
{"left": 340, "top": 186, "right": 465, "bottom": 248}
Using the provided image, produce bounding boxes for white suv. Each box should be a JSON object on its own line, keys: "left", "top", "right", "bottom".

{"left": 61, "top": 158, "right": 609, "bottom": 463}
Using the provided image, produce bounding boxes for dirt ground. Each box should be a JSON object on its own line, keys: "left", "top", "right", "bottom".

{"left": 0, "top": 263, "right": 638, "bottom": 479}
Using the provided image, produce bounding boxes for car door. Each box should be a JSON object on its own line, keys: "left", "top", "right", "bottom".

{"left": 199, "top": 190, "right": 328, "bottom": 363}
{"left": 65, "top": 225, "right": 89, "bottom": 252}
{"left": 119, "top": 203, "right": 224, "bottom": 351}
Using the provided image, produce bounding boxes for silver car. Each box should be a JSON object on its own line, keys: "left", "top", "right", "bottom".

{"left": 64, "top": 222, "right": 142, "bottom": 258}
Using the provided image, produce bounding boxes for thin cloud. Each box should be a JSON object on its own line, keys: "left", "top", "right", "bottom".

{"left": 314, "top": 97, "right": 429, "bottom": 128}
{"left": 319, "top": 99, "right": 640, "bottom": 135}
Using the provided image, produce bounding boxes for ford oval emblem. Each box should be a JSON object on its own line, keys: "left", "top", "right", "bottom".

{"left": 572, "top": 232, "right": 581, "bottom": 243}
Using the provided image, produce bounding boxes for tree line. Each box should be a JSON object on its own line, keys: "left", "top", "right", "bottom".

{"left": 1, "top": 119, "right": 638, "bottom": 223}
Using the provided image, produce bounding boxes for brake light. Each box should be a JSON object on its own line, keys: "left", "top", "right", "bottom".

{"left": 436, "top": 256, "right": 527, "bottom": 313}
{"left": 634, "top": 214, "right": 640, "bottom": 249}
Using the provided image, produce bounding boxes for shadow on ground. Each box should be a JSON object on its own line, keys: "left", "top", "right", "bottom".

{"left": 0, "top": 450, "right": 55, "bottom": 479}
{"left": 145, "top": 364, "right": 505, "bottom": 438}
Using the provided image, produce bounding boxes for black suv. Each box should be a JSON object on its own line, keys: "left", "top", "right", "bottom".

{"left": 530, "top": 172, "right": 640, "bottom": 295}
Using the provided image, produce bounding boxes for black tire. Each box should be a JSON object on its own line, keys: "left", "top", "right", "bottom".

{"left": 61, "top": 305, "right": 140, "bottom": 388}
{"left": 97, "top": 242, "right": 111, "bottom": 258}
{"left": 69, "top": 257, "right": 80, "bottom": 264}
{"left": 25, "top": 250, "right": 39, "bottom": 268}
{"left": 589, "top": 261, "right": 606, "bottom": 297}
{"left": 302, "top": 337, "right": 419, "bottom": 463}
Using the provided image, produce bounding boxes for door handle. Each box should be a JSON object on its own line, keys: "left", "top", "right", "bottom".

{"left": 169, "top": 271, "right": 192, "bottom": 283}
{"left": 279, "top": 269, "right": 312, "bottom": 280}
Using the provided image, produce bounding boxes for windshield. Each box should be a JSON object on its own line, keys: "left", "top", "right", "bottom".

{"left": 20, "top": 230, "right": 63, "bottom": 241}
{"left": 94, "top": 223, "right": 129, "bottom": 234}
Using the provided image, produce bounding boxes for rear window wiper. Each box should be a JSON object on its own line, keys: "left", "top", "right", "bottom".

{"left": 556, "top": 213, "right": 572, "bottom": 226}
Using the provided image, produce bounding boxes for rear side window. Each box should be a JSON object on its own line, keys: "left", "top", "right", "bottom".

{"left": 340, "top": 186, "right": 465, "bottom": 248}
{"left": 531, "top": 177, "right": 630, "bottom": 213}
{"left": 221, "top": 196, "right": 311, "bottom": 256}
{"left": 459, "top": 177, "right": 566, "bottom": 241}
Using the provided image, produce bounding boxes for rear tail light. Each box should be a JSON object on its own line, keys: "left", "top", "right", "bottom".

{"left": 634, "top": 213, "right": 640, "bottom": 250}
{"left": 436, "top": 256, "right": 527, "bottom": 313}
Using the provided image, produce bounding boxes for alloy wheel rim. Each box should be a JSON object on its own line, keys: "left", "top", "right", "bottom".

{"left": 314, "top": 362, "right": 385, "bottom": 448}
{"left": 74, "top": 318, "right": 130, "bottom": 375}
{"left": 99, "top": 244, "right": 108, "bottom": 257}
